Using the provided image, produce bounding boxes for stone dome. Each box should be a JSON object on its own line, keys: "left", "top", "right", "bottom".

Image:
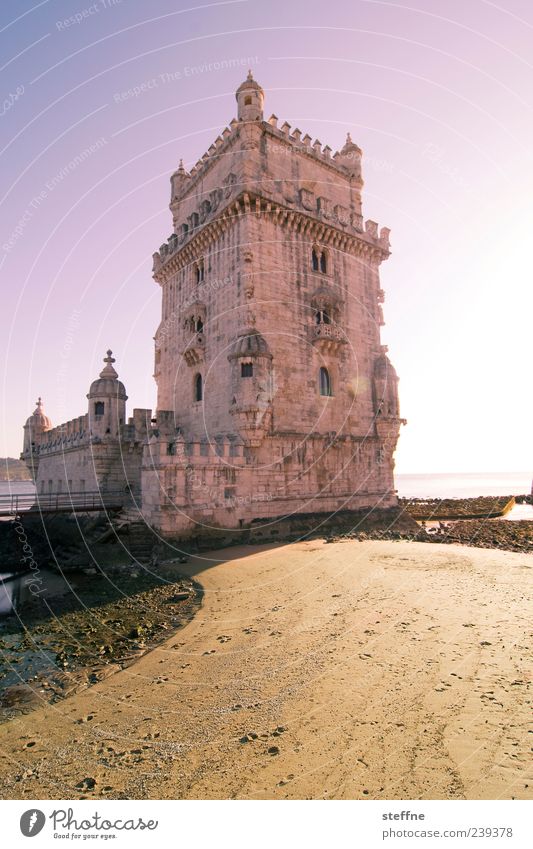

{"left": 229, "top": 328, "right": 272, "bottom": 360}
{"left": 236, "top": 70, "right": 263, "bottom": 98}
{"left": 340, "top": 132, "right": 362, "bottom": 156}
{"left": 87, "top": 350, "right": 127, "bottom": 399}
{"left": 25, "top": 397, "right": 52, "bottom": 431}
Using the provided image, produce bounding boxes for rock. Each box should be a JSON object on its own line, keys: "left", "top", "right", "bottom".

{"left": 168, "top": 592, "right": 190, "bottom": 602}
{"left": 76, "top": 777, "right": 96, "bottom": 790}
{"left": 240, "top": 732, "right": 258, "bottom": 743}
{"left": 267, "top": 746, "right": 280, "bottom": 755}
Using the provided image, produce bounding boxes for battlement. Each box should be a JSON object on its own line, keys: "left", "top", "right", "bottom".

{"left": 171, "top": 111, "right": 362, "bottom": 207}
{"left": 153, "top": 189, "right": 391, "bottom": 279}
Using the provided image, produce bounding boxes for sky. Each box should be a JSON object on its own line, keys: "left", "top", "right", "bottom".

{"left": 1, "top": 0, "right": 532, "bottom": 474}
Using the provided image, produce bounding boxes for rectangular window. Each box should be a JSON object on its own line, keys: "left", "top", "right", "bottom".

{"left": 241, "top": 362, "right": 253, "bottom": 378}
{"left": 94, "top": 401, "right": 104, "bottom": 416}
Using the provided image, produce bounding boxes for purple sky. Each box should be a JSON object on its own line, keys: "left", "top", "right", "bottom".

{"left": 1, "top": 0, "right": 532, "bottom": 474}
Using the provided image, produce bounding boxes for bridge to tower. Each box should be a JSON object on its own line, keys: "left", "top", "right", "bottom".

{"left": 0, "top": 489, "right": 125, "bottom": 518}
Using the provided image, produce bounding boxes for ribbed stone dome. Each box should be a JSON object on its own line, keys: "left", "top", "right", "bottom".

{"left": 87, "top": 350, "right": 127, "bottom": 399}
{"left": 340, "top": 132, "right": 362, "bottom": 156}
{"left": 236, "top": 70, "right": 263, "bottom": 98}
{"left": 229, "top": 328, "right": 272, "bottom": 360}
{"left": 25, "top": 397, "right": 52, "bottom": 431}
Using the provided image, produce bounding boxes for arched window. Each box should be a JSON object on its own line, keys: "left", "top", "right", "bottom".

{"left": 312, "top": 248, "right": 319, "bottom": 272}
{"left": 194, "top": 373, "right": 203, "bottom": 402}
{"left": 241, "top": 362, "right": 253, "bottom": 377}
{"left": 244, "top": 96, "right": 252, "bottom": 106}
{"left": 94, "top": 401, "right": 104, "bottom": 416}
{"left": 320, "top": 251, "right": 327, "bottom": 274}
{"left": 319, "top": 367, "right": 332, "bottom": 397}
{"left": 195, "top": 318, "right": 203, "bottom": 333}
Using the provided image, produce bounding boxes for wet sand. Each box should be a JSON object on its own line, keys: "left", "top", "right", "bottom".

{"left": 0, "top": 539, "right": 530, "bottom": 800}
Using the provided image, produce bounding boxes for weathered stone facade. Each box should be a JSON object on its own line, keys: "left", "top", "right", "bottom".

{"left": 143, "top": 73, "right": 404, "bottom": 536}
{"left": 22, "top": 74, "right": 404, "bottom": 539}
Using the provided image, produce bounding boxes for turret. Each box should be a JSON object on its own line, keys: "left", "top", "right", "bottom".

{"left": 87, "top": 350, "right": 127, "bottom": 439}
{"left": 236, "top": 71, "right": 264, "bottom": 123}
{"left": 22, "top": 397, "right": 52, "bottom": 455}
{"left": 373, "top": 348, "right": 400, "bottom": 418}
{"left": 338, "top": 132, "right": 363, "bottom": 182}
{"left": 170, "top": 159, "right": 190, "bottom": 203}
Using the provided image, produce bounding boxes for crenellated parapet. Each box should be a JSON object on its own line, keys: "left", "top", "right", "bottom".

{"left": 157, "top": 71, "right": 390, "bottom": 283}
{"left": 153, "top": 191, "right": 391, "bottom": 283}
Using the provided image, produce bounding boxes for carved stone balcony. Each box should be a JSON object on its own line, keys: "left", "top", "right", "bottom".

{"left": 182, "top": 332, "right": 205, "bottom": 366}
{"left": 311, "top": 321, "right": 347, "bottom": 353}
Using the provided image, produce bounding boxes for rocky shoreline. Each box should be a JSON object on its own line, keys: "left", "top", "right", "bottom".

{"left": 0, "top": 561, "right": 202, "bottom": 721}
{"left": 399, "top": 495, "right": 518, "bottom": 520}
{"left": 326, "top": 516, "right": 533, "bottom": 554}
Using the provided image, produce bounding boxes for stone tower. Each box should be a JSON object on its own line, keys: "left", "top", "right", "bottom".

{"left": 144, "top": 73, "right": 404, "bottom": 536}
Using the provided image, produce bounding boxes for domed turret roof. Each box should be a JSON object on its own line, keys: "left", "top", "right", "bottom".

{"left": 25, "top": 397, "right": 52, "bottom": 431}
{"left": 88, "top": 350, "right": 127, "bottom": 399}
{"left": 236, "top": 70, "right": 263, "bottom": 97}
{"left": 340, "top": 132, "right": 362, "bottom": 156}
{"left": 229, "top": 327, "right": 272, "bottom": 359}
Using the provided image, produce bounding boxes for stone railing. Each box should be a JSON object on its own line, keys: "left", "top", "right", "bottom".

{"left": 312, "top": 322, "right": 346, "bottom": 342}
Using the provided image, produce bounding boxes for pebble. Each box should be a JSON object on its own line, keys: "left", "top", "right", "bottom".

{"left": 76, "top": 777, "right": 96, "bottom": 790}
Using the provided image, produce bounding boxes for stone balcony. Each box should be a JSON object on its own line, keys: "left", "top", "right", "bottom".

{"left": 311, "top": 321, "right": 347, "bottom": 353}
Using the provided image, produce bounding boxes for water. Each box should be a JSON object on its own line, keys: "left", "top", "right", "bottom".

{"left": 0, "top": 571, "right": 31, "bottom": 615}
{"left": 0, "top": 480, "right": 35, "bottom": 498}
{"left": 396, "top": 471, "right": 533, "bottom": 521}
{"left": 396, "top": 471, "right": 531, "bottom": 499}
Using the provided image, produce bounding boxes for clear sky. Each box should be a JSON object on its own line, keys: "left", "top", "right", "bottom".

{"left": 1, "top": 0, "right": 531, "bottom": 473}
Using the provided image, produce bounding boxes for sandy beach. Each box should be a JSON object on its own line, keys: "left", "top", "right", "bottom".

{"left": 0, "top": 539, "right": 530, "bottom": 800}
